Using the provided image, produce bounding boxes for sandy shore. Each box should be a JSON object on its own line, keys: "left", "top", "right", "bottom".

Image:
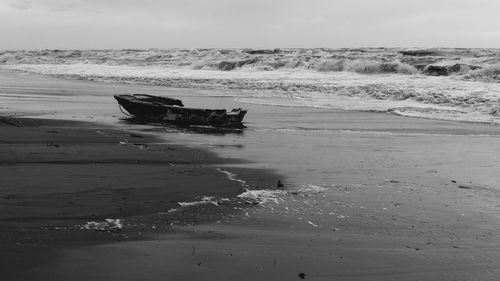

{"left": 0, "top": 116, "right": 277, "bottom": 280}
{"left": 2, "top": 70, "right": 500, "bottom": 280}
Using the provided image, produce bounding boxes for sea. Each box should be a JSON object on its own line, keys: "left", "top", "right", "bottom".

{"left": 1, "top": 47, "right": 500, "bottom": 124}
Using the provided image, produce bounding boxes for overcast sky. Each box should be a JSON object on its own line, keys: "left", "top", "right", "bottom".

{"left": 1, "top": 0, "right": 500, "bottom": 50}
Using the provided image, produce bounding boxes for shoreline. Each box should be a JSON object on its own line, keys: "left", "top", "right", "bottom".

{"left": 3, "top": 70, "right": 500, "bottom": 280}
{"left": 0, "top": 116, "right": 279, "bottom": 280}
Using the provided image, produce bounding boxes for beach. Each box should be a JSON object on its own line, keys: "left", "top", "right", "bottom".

{"left": 2, "top": 69, "right": 500, "bottom": 281}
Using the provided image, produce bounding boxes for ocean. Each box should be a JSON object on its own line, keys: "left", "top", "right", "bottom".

{"left": 1, "top": 47, "right": 500, "bottom": 123}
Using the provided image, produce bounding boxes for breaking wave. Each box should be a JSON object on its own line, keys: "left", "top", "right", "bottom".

{"left": 2, "top": 47, "right": 500, "bottom": 124}
{"left": 1, "top": 48, "right": 500, "bottom": 78}
{"left": 465, "top": 64, "right": 500, "bottom": 82}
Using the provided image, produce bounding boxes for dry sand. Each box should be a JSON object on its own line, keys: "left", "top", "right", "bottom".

{"left": 2, "top": 71, "right": 500, "bottom": 281}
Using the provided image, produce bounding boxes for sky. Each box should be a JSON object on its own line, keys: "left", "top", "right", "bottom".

{"left": 1, "top": 0, "right": 500, "bottom": 50}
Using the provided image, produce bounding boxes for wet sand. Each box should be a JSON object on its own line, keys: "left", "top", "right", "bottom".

{"left": 2, "top": 70, "right": 500, "bottom": 280}
{"left": 0, "top": 116, "right": 276, "bottom": 280}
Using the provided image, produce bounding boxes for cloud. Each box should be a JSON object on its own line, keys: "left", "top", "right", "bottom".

{"left": 7, "top": 0, "right": 89, "bottom": 12}
{"left": 1, "top": 0, "right": 500, "bottom": 49}
{"left": 9, "top": 0, "right": 32, "bottom": 10}
{"left": 290, "top": 16, "right": 327, "bottom": 25}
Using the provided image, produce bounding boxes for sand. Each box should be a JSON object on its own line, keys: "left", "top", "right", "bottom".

{"left": 0, "top": 116, "right": 277, "bottom": 280}
{"left": 2, "top": 70, "right": 500, "bottom": 281}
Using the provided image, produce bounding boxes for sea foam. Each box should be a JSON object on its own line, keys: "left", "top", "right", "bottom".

{"left": 2, "top": 48, "right": 500, "bottom": 124}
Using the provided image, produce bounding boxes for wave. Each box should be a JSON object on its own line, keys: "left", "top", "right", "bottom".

{"left": 464, "top": 64, "right": 500, "bottom": 82}
{"left": 3, "top": 63, "right": 500, "bottom": 114}
{"left": 2, "top": 48, "right": 500, "bottom": 80}
{"left": 2, "top": 48, "right": 500, "bottom": 124}
{"left": 315, "top": 59, "right": 418, "bottom": 75}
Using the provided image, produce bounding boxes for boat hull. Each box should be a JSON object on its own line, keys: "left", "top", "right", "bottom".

{"left": 114, "top": 94, "right": 247, "bottom": 128}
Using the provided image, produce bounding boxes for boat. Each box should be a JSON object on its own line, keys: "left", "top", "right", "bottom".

{"left": 114, "top": 94, "right": 247, "bottom": 128}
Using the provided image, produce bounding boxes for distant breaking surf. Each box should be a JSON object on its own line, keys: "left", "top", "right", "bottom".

{"left": 1, "top": 48, "right": 500, "bottom": 124}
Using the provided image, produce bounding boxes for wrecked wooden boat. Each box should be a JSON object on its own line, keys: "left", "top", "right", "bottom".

{"left": 114, "top": 94, "right": 247, "bottom": 128}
